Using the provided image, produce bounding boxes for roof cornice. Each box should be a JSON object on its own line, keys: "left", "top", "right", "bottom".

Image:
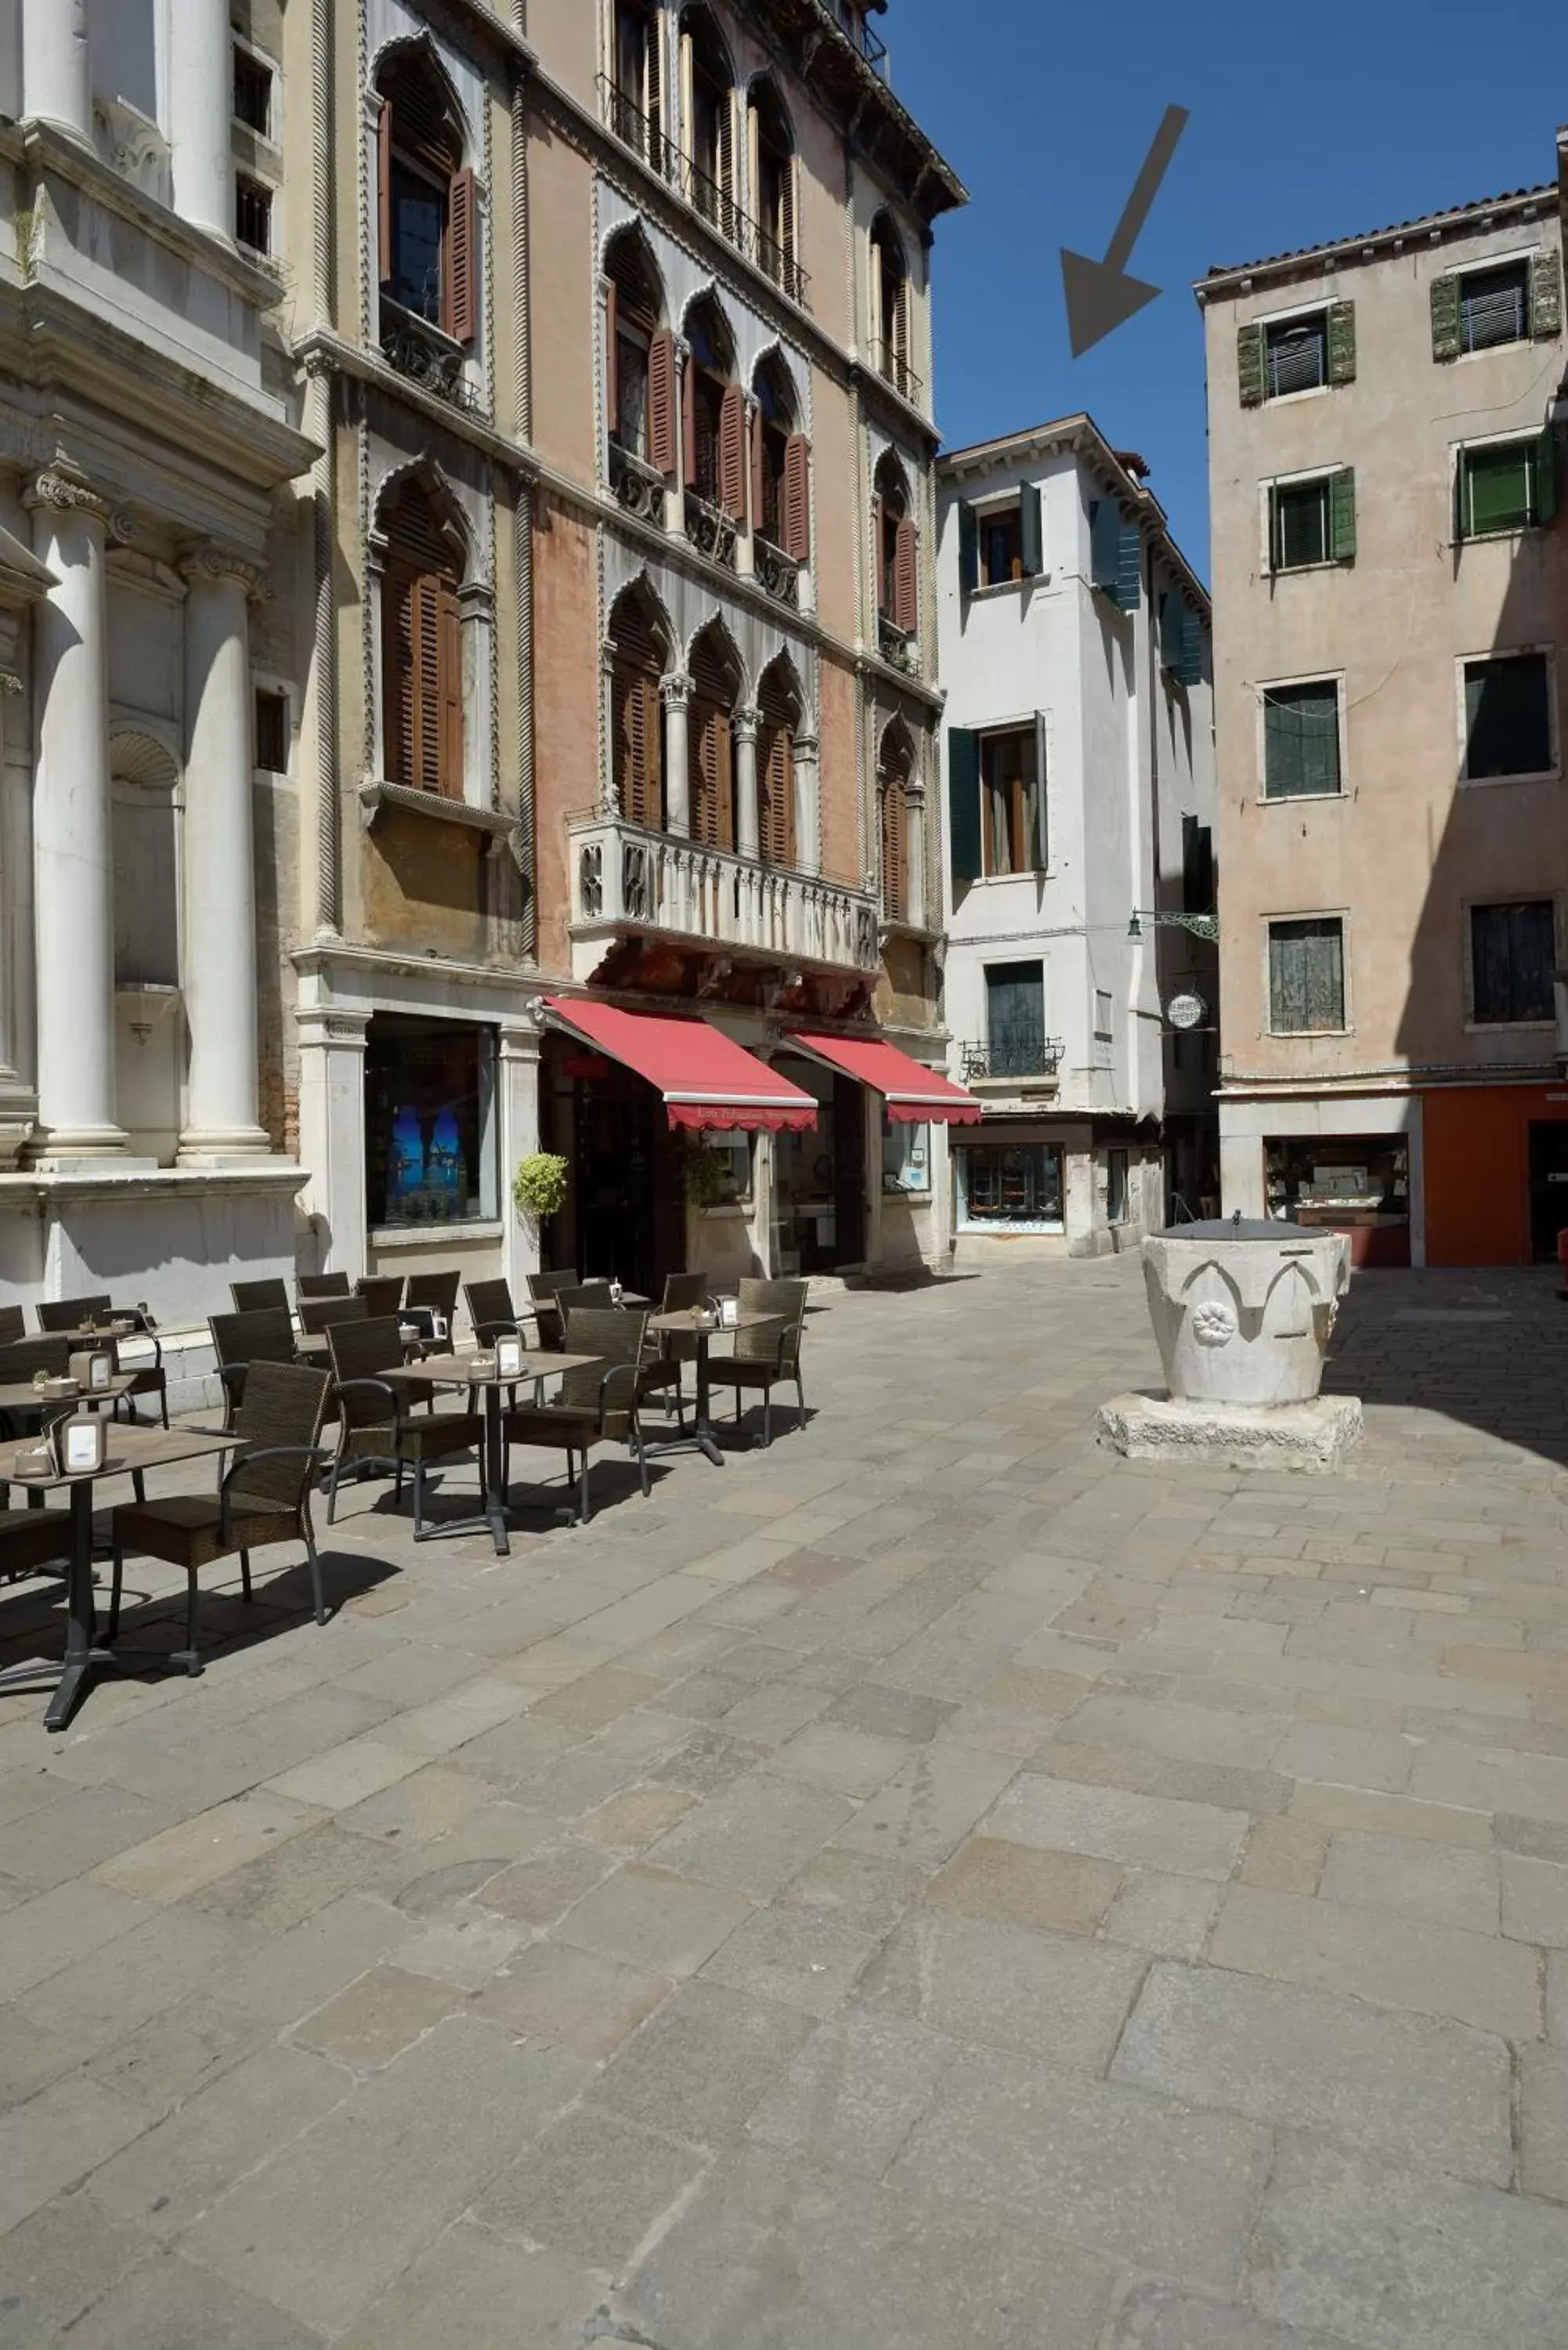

{"left": 1196, "top": 182, "right": 1559, "bottom": 302}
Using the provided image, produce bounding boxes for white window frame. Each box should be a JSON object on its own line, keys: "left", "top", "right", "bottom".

{"left": 1463, "top": 894, "right": 1560, "bottom": 1031}
{"left": 1447, "top": 244, "right": 1541, "bottom": 360}
{"left": 230, "top": 31, "right": 281, "bottom": 150}
{"left": 1263, "top": 909, "right": 1351, "bottom": 1038}
{"left": 1259, "top": 467, "right": 1343, "bottom": 577}
{"left": 1455, "top": 645, "right": 1559, "bottom": 788}
{"left": 1255, "top": 297, "right": 1334, "bottom": 407}
{"left": 1451, "top": 426, "right": 1549, "bottom": 546}
{"left": 1255, "top": 668, "right": 1348, "bottom": 804}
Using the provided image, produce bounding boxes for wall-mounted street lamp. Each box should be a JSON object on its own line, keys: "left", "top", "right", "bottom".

{"left": 1127, "top": 908, "right": 1219, "bottom": 945}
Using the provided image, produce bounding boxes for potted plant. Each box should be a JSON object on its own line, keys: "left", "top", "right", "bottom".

{"left": 512, "top": 1151, "right": 569, "bottom": 1225}
{"left": 682, "top": 1140, "right": 735, "bottom": 1209}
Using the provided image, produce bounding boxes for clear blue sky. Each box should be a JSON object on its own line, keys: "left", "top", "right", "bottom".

{"left": 887, "top": 0, "right": 1563, "bottom": 584}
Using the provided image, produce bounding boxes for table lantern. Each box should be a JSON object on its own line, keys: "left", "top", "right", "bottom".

{"left": 52, "top": 1412, "right": 107, "bottom": 1476}
{"left": 68, "top": 1348, "right": 114, "bottom": 1393}
{"left": 495, "top": 1333, "right": 525, "bottom": 1381}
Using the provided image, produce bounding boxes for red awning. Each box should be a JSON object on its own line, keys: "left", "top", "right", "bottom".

{"left": 785, "top": 1032, "right": 984, "bottom": 1126}
{"left": 546, "top": 999, "right": 817, "bottom": 1133}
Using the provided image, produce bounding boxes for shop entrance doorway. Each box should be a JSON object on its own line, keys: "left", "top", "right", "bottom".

{"left": 770, "top": 1054, "right": 865, "bottom": 1274}
{"left": 573, "top": 1071, "right": 683, "bottom": 1298}
{"left": 1526, "top": 1123, "right": 1568, "bottom": 1262}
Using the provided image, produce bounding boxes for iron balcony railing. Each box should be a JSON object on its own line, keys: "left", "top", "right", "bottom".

{"left": 959, "top": 1034, "right": 1064, "bottom": 1084}
{"left": 684, "top": 488, "right": 738, "bottom": 571}
{"left": 869, "top": 338, "right": 923, "bottom": 407}
{"left": 379, "top": 301, "right": 483, "bottom": 415}
{"left": 597, "top": 77, "right": 811, "bottom": 306}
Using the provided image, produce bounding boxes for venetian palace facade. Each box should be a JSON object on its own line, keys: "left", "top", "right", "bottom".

{"left": 0, "top": 0, "right": 970, "bottom": 1367}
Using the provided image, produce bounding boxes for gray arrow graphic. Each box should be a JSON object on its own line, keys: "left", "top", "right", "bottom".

{"left": 1060, "top": 104, "right": 1190, "bottom": 358}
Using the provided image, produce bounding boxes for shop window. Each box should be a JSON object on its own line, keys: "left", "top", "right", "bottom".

{"left": 1463, "top": 653, "right": 1552, "bottom": 779}
{"left": 701, "top": 1131, "right": 753, "bottom": 1203}
{"left": 1266, "top": 1136, "right": 1409, "bottom": 1240}
{"left": 981, "top": 726, "right": 1045, "bottom": 873}
{"left": 1107, "top": 1146, "right": 1129, "bottom": 1226}
{"left": 1470, "top": 900, "right": 1556, "bottom": 1025}
{"left": 1268, "top": 916, "right": 1345, "bottom": 1034}
{"left": 957, "top": 1142, "right": 1064, "bottom": 1231}
{"left": 883, "top": 1116, "right": 930, "bottom": 1195}
{"left": 1263, "top": 680, "right": 1341, "bottom": 798}
{"left": 366, "top": 1014, "right": 497, "bottom": 1230}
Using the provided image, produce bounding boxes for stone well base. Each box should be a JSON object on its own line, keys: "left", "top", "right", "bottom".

{"left": 1098, "top": 1390, "right": 1363, "bottom": 1471}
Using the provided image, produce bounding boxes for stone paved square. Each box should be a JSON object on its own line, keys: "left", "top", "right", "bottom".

{"left": 6, "top": 1257, "right": 1568, "bottom": 2343}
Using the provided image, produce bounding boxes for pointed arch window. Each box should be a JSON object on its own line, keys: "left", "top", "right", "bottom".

{"left": 681, "top": 7, "right": 736, "bottom": 240}
{"left": 383, "top": 483, "right": 464, "bottom": 798}
{"left": 609, "top": 593, "right": 667, "bottom": 830}
{"left": 749, "top": 81, "right": 799, "bottom": 299}
{"left": 870, "top": 213, "right": 912, "bottom": 397}
{"left": 377, "top": 50, "right": 476, "bottom": 342}
{"left": 611, "top": 0, "right": 663, "bottom": 166}
{"left": 685, "top": 302, "right": 744, "bottom": 519}
{"left": 873, "top": 458, "right": 919, "bottom": 637}
{"left": 757, "top": 661, "right": 800, "bottom": 870}
{"left": 688, "top": 627, "right": 739, "bottom": 849}
{"left": 752, "top": 359, "right": 811, "bottom": 562}
{"left": 606, "top": 232, "right": 671, "bottom": 468}
{"left": 879, "top": 735, "right": 912, "bottom": 922}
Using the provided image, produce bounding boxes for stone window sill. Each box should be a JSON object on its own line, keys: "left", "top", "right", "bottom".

{"left": 359, "top": 782, "right": 512, "bottom": 838}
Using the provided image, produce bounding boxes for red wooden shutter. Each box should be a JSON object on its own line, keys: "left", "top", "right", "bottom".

{"left": 605, "top": 278, "right": 619, "bottom": 439}
{"left": 446, "top": 167, "right": 477, "bottom": 344}
{"left": 387, "top": 563, "right": 415, "bottom": 783}
{"left": 759, "top": 724, "right": 793, "bottom": 866}
{"left": 377, "top": 97, "right": 393, "bottom": 289}
{"left": 649, "top": 327, "right": 676, "bottom": 475}
{"left": 872, "top": 496, "right": 887, "bottom": 613}
{"left": 439, "top": 578, "right": 463, "bottom": 797}
{"left": 750, "top": 408, "right": 766, "bottom": 536}
{"left": 783, "top": 435, "right": 810, "bottom": 562}
{"left": 682, "top": 357, "right": 698, "bottom": 490}
{"left": 718, "top": 381, "right": 745, "bottom": 520}
{"left": 881, "top": 786, "right": 906, "bottom": 919}
{"left": 894, "top": 516, "right": 918, "bottom": 633}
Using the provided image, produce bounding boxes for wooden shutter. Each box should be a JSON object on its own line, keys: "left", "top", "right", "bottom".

{"left": 718, "top": 381, "right": 746, "bottom": 519}
{"left": 605, "top": 279, "right": 619, "bottom": 442}
{"left": 649, "top": 327, "right": 676, "bottom": 476}
{"left": 446, "top": 168, "right": 477, "bottom": 344}
{"left": 894, "top": 516, "right": 918, "bottom": 634}
{"left": 872, "top": 495, "right": 887, "bottom": 613}
{"left": 377, "top": 97, "right": 393, "bottom": 290}
{"left": 1539, "top": 427, "right": 1560, "bottom": 526}
{"left": 957, "top": 501, "right": 978, "bottom": 596}
{"left": 758, "top": 721, "right": 794, "bottom": 866}
{"left": 880, "top": 785, "right": 906, "bottom": 920}
{"left": 947, "top": 727, "right": 981, "bottom": 886}
{"left": 1431, "top": 273, "right": 1461, "bottom": 361}
{"left": 1328, "top": 299, "right": 1357, "bottom": 384}
{"left": 781, "top": 155, "right": 797, "bottom": 287}
{"left": 439, "top": 577, "right": 463, "bottom": 796}
{"left": 1236, "top": 320, "right": 1265, "bottom": 406}
{"left": 750, "top": 409, "right": 766, "bottom": 533}
{"left": 1532, "top": 250, "right": 1563, "bottom": 340}
{"left": 1019, "top": 481, "right": 1043, "bottom": 577}
{"left": 1115, "top": 517, "right": 1141, "bottom": 612}
{"left": 689, "top": 701, "right": 732, "bottom": 848}
{"left": 1330, "top": 468, "right": 1357, "bottom": 562}
{"left": 782, "top": 434, "right": 810, "bottom": 562}
{"left": 614, "top": 667, "right": 662, "bottom": 829}
{"left": 716, "top": 91, "right": 734, "bottom": 230}
{"left": 682, "top": 358, "right": 698, "bottom": 490}
{"left": 645, "top": 4, "right": 663, "bottom": 150}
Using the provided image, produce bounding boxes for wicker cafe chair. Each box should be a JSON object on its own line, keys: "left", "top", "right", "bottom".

{"left": 405, "top": 1269, "right": 461, "bottom": 1322}
{"left": 36, "top": 1293, "right": 112, "bottom": 1334}
{"left": 298, "top": 1294, "right": 369, "bottom": 1339}
{"left": 500, "top": 1306, "right": 649, "bottom": 1526}
{"left": 208, "top": 1308, "right": 298, "bottom": 1430}
{"left": 706, "top": 1277, "right": 809, "bottom": 1448}
{"left": 38, "top": 1295, "right": 170, "bottom": 1430}
{"left": 464, "top": 1278, "right": 526, "bottom": 1349}
{"left": 524, "top": 1270, "right": 580, "bottom": 1353}
{"left": 637, "top": 1271, "right": 706, "bottom": 1426}
{"left": 298, "top": 1271, "right": 351, "bottom": 1300}
{"left": 325, "top": 1316, "right": 484, "bottom": 1540}
{"left": 107, "top": 1361, "right": 332, "bottom": 1674}
{"left": 555, "top": 1282, "right": 614, "bottom": 1316}
{"left": 230, "top": 1278, "right": 290, "bottom": 1314}
{"left": 1, "top": 1506, "right": 74, "bottom": 1584}
{"left": 0, "top": 1305, "right": 23, "bottom": 1343}
{"left": 356, "top": 1275, "right": 406, "bottom": 1318}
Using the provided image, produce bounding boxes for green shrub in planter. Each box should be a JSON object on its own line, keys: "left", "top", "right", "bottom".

{"left": 512, "top": 1152, "right": 569, "bottom": 1221}
{"left": 681, "top": 1142, "right": 732, "bottom": 1208}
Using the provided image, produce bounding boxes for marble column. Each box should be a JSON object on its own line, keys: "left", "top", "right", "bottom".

{"left": 26, "top": 465, "right": 128, "bottom": 1162}
{"left": 179, "top": 548, "right": 271, "bottom": 1161}
{"left": 734, "top": 704, "right": 760, "bottom": 860}
{"left": 168, "top": 0, "right": 233, "bottom": 237}
{"left": 23, "top": 0, "right": 91, "bottom": 141}
{"left": 0, "top": 642, "right": 33, "bottom": 1163}
{"left": 663, "top": 672, "right": 692, "bottom": 835}
{"left": 905, "top": 786, "right": 927, "bottom": 932}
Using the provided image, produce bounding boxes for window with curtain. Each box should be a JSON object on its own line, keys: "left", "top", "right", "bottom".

{"left": 609, "top": 592, "right": 666, "bottom": 830}
{"left": 1464, "top": 653, "right": 1553, "bottom": 779}
{"left": 1471, "top": 901, "right": 1556, "bottom": 1024}
{"left": 981, "top": 727, "right": 1044, "bottom": 873}
{"left": 985, "top": 961, "right": 1045, "bottom": 1076}
{"left": 1268, "top": 917, "right": 1346, "bottom": 1033}
{"left": 382, "top": 483, "right": 464, "bottom": 797}
{"left": 1263, "top": 681, "right": 1342, "bottom": 798}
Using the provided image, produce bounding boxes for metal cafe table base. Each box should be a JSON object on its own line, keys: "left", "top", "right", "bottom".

{"left": 0, "top": 1424, "right": 233, "bottom": 1731}
{"left": 380, "top": 1351, "right": 603, "bottom": 1557}
{"left": 643, "top": 1309, "right": 785, "bottom": 1469}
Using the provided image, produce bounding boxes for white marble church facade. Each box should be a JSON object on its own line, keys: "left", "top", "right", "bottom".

{"left": 0, "top": 0, "right": 314, "bottom": 1340}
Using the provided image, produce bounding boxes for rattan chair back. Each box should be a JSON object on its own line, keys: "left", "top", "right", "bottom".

{"left": 325, "top": 1316, "right": 405, "bottom": 1434}
{"left": 298, "top": 1271, "right": 351, "bottom": 1300}
{"left": 560, "top": 1307, "right": 647, "bottom": 1419}
{"left": 0, "top": 1335, "right": 73, "bottom": 1382}
{"left": 37, "top": 1293, "right": 111, "bottom": 1333}
{"left": 405, "top": 1270, "right": 461, "bottom": 1319}
{"left": 0, "top": 1304, "right": 23, "bottom": 1344}
{"left": 230, "top": 1278, "right": 290, "bottom": 1314}
{"left": 298, "top": 1294, "right": 370, "bottom": 1338}
{"left": 226, "top": 1361, "right": 331, "bottom": 1513}
{"left": 735, "top": 1278, "right": 808, "bottom": 1368}
{"left": 464, "top": 1278, "right": 516, "bottom": 1335}
{"left": 210, "top": 1308, "right": 295, "bottom": 1377}
{"left": 556, "top": 1281, "right": 614, "bottom": 1315}
{"left": 356, "top": 1276, "right": 406, "bottom": 1318}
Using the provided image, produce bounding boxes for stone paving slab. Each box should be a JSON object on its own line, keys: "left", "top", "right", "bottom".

{"left": 8, "top": 1257, "right": 1568, "bottom": 2342}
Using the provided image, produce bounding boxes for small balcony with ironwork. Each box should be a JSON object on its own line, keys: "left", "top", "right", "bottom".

{"left": 753, "top": 535, "right": 800, "bottom": 609}
{"left": 596, "top": 78, "right": 810, "bottom": 311}
{"left": 568, "top": 813, "right": 880, "bottom": 991}
{"left": 379, "top": 296, "right": 482, "bottom": 416}
{"left": 869, "top": 338, "right": 923, "bottom": 410}
{"left": 684, "top": 488, "right": 738, "bottom": 571}
{"left": 877, "top": 613, "right": 919, "bottom": 676}
{"left": 609, "top": 437, "right": 668, "bottom": 526}
{"left": 958, "top": 1032, "right": 1064, "bottom": 1097}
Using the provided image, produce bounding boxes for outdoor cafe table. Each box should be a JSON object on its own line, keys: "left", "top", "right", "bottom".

{"left": 0, "top": 1373, "right": 138, "bottom": 1433}
{"left": 643, "top": 1307, "right": 785, "bottom": 1469}
{"left": 0, "top": 1423, "right": 233, "bottom": 1731}
{"left": 380, "top": 1350, "right": 603, "bottom": 1558}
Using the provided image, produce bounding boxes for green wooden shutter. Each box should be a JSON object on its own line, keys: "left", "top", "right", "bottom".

{"left": 1115, "top": 517, "right": 1142, "bottom": 611}
{"left": 1430, "top": 273, "right": 1461, "bottom": 361}
{"left": 948, "top": 727, "right": 981, "bottom": 887}
{"left": 1531, "top": 249, "right": 1563, "bottom": 340}
{"left": 957, "top": 501, "right": 978, "bottom": 596}
{"left": 1178, "top": 602, "right": 1205, "bottom": 688}
{"left": 1019, "top": 481, "right": 1043, "bottom": 576}
{"left": 1328, "top": 300, "right": 1357, "bottom": 384}
{"left": 1539, "top": 427, "right": 1559, "bottom": 527}
{"left": 1089, "top": 497, "right": 1118, "bottom": 595}
{"left": 1158, "top": 591, "right": 1180, "bottom": 672}
{"left": 1237, "top": 320, "right": 1265, "bottom": 407}
{"left": 1329, "top": 468, "right": 1357, "bottom": 562}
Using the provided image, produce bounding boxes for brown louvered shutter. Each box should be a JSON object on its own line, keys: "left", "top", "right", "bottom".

{"left": 758, "top": 722, "right": 794, "bottom": 867}
{"left": 385, "top": 490, "right": 464, "bottom": 797}
{"left": 644, "top": 4, "right": 663, "bottom": 154}
{"left": 716, "top": 91, "right": 734, "bottom": 231}
{"left": 612, "top": 596, "right": 664, "bottom": 828}
{"left": 439, "top": 577, "right": 463, "bottom": 796}
{"left": 445, "top": 167, "right": 477, "bottom": 343}
{"left": 880, "top": 785, "right": 906, "bottom": 920}
{"left": 377, "top": 97, "right": 393, "bottom": 289}
{"left": 605, "top": 279, "right": 619, "bottom": 438}
{"left": 649, "top": 327, "right": 676, "bottom": 475}
{"left": 783, "top": 435, "right": 811, "bottom": 562}
{"left": 690, "top": 703, "right": 733, "bottom": 848}
{"left": 718, "top": 381, "right": 746, "bottom": 519}
{"left": 750, "top": 409, "right": 766, "bottom": 534}
{"left": 872, "top": 495, "right": 887, "bottom": 613}
{"left": 894, "top": 516, "right": 918, "bottom": 633}
{"left": 781, "top": 156, "right": 797, "bottom": 287}
{"left": 682, "top": 359, "right": 699, "bottom": 490}
{"left": 414, "top": 574, "right": 443, "bottom": 788}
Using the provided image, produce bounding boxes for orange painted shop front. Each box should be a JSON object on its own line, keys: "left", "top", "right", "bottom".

{"left": 1422, "top": 1085, "right": 1568, "bottom": 1267}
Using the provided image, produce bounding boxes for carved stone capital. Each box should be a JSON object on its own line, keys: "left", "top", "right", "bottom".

{"left": 659, "top": 671, "right": 693, "bottom": 711}
{"left": 24, "top": 465, "right": 107, "bottom": 521}
{"left": 180, "top": 545, "right": 266, "bottom": 598}
{"left": 733, "top": 703, "right": 760, "bottom": 744}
